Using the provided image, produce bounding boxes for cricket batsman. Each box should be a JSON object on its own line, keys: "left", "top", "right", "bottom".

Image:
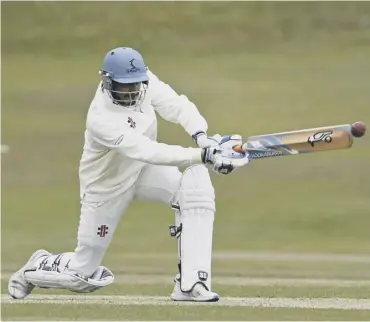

{"left": 8, "top": 47, "right": 251, "bottom": 302}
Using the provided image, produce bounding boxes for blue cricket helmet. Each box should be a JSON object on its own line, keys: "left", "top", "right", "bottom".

{"left": 99, "top": 47, "right": 149, "bottom": 107}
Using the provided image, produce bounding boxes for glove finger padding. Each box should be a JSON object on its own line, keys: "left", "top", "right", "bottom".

{"left": 213, "top": 150, "right": 251, "bottom": 175}
{"left": 208, "top": 134, "right": 222, "bottom": 145}
{"left": 193, "top": 132, "right": 222, "bottom": 149}
{"left": 212, "top": 159, "right": 234, "bottom": 175}
{"left": 219, "top": 135, "right": 243, "bottom": 150}
{"left": 230, "top": 153, "right": 252, "bottom": 169}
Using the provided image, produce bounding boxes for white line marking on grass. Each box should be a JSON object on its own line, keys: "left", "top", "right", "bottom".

{"left": 214, "top": 251, "right": 370, "bottom": 263}
{"left": 2, "top": 274, "right": 370, "bottom": 287}
{"left": 112, "top": 275, "right": 370, "bottom": 287}
{"left": 2, "top": 294, "right": 370, "bottom": 310}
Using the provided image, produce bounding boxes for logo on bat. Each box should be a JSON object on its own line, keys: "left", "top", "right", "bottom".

{"left": 307, "top": 131, "right": 333, "bottom": 147}
{"left": 248, "top": 150, "right": 283, "bottom": 159}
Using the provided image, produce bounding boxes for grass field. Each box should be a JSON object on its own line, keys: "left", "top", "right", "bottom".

{"left": 2, "top": 2, "right": 370, "bottom": 320}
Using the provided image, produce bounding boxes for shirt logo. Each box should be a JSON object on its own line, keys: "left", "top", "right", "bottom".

{"left": 128, "top": 117, "right": 136, "bottom": 128}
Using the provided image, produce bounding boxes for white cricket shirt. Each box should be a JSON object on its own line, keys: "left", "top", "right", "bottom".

{"left": 79, "top": 70, "right": 208, "bottom": 202}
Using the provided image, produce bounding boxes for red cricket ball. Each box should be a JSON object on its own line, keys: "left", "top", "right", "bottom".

{"left": 351, "top": 121, "right": 366, "bottom": 138}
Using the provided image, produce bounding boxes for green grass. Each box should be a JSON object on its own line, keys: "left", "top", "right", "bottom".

{"left": 4, "top": 304, "right": 370, "bottom": 321}
{"left": 2, "top": 1, "right": 370, "bottom": 320}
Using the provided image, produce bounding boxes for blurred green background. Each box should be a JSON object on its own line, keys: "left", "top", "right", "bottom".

{"left": 2, "top": 1, "right": 370, "bottom": 270}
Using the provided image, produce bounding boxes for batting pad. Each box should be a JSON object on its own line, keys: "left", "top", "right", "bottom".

{"left": 24, "top": 253, "right": 114, "bottom": 293}
{"left": 178, "top": 165, "right": 216, "bottom": 292}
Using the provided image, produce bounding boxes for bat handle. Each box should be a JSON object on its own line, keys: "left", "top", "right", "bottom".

{"left": 233, "top": 145, "right": 246, "bottom": 153}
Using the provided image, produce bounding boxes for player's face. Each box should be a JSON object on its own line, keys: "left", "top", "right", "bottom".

{"left": 111, "top": 81, "right": 142, "bottom": 107}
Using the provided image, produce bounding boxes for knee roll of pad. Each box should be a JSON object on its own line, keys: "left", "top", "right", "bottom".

{"left": 178, "top": 165, "right": 215, "bottom": 212}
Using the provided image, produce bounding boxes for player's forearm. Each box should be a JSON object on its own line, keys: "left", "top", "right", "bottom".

{"left": 117, "top": 141, "right": 202, "bottom": 167}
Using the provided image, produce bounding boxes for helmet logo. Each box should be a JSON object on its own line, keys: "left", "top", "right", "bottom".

{"left": 127, "top": 58, "right": 140, "bottom": 73}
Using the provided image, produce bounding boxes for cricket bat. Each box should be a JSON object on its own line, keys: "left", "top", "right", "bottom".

{"left": 232, "top": 124, "right": 361, "bottom": 160}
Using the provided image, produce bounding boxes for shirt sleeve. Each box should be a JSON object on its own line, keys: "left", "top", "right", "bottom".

{"left": 148, "top": 70, "right": 208, "bottom": 137}
{"left": 89, "top": 119, "right": 202, "bottom": 168}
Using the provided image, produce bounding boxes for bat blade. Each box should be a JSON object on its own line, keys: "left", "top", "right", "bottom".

{"left": 236, "top": 124, "right": 353, "bottom": 159}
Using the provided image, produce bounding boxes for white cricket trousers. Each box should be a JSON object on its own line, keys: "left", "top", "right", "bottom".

{"left": 67, "top": 165, "right": 182, "bottom": 277}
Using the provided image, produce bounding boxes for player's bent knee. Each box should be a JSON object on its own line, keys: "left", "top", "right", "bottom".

{"left": 24, "top": 252, "right": 114, "bottom": 293}
{"left": 25, "top": 268, "right": 114, "bottom": 293}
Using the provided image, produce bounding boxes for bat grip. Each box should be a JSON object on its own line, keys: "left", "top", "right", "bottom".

{"left": 233, "top": 145, "right": 246, "bottom": 153}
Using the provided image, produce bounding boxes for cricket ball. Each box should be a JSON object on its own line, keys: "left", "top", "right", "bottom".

{"left": 351, "top": 121, "right": 366, "bottom": 138}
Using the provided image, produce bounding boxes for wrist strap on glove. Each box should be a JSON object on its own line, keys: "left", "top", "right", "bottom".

{"left": 192, "top": 131, "right": 206, "bottom": 144}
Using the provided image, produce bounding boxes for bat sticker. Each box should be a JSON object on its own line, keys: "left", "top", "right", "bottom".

{"left": 248, "top": 150, "right": 284, "bottom": 159}
{"left": 307, "top": 131, "right": 333, "bottom": 147}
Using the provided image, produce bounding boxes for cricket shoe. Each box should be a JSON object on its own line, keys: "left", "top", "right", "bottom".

{"left": 8, "top": 249, "right": 51, "bottom": 299}
{"left": 170, "top": 274, "right": 219, "bottom": 302}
